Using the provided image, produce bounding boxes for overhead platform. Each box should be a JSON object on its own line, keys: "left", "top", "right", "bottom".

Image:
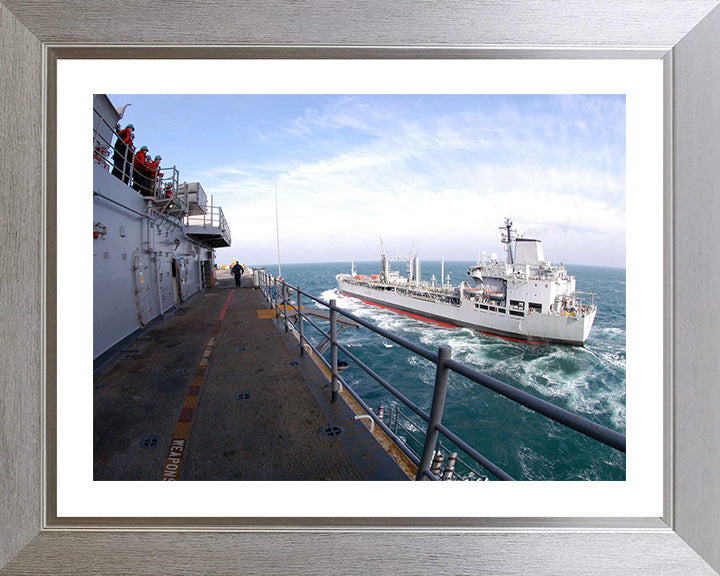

{"left": 185, "top": 229, "right": 231, "bottom": 248}
{"left": 185, "top": 206, "right": 232, "bottom": 247}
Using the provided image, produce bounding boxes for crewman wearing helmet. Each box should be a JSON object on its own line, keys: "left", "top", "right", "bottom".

{"left": 112, "top": 123, "right": 135, "bottom": 183}
{"left": 148, "top": 155, "right": 164, "bottom": 194}
{"left": 132, "top": 145, "right": 151, "bottom": 195}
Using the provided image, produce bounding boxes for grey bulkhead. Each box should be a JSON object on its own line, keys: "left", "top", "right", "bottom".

{"left": 93, "top": 164, "right": 209, "bottom": 360}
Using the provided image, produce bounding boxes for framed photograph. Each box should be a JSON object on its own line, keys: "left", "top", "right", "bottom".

{"left": 2, "top": 1, "right": 719, "bottom": 574}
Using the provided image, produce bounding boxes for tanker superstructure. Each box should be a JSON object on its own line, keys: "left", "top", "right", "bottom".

{"left": 93, "top": 94, "right": 231, "bottom": 362}
{"left": 336, "top": 218, "right": 596, "bottom": 345}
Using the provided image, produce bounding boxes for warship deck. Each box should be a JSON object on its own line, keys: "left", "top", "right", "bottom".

{"left": 93, "top": 271, "right": 410, "bottom": 481}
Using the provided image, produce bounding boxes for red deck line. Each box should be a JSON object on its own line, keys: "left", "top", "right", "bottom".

{"left": 161, "top": 288, "right": 234, "bottom": 480}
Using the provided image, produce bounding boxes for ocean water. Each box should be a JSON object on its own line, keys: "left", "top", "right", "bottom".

{"left": 262, "top": 260, "right": 626, "bottom": 481}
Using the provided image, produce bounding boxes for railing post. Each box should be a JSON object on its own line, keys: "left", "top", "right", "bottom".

{"left": 330, "top": 299, "right": 339, "bottom": 403}
{"left": 442, "top": 452, "right": 458, "bottom": 481}
{"left": 129, "top": 149, "right": 137, "bottom": 187}
{"left": 273, "top": 276, "right": 278, "bottom": 317}
{"left": 297, "top": 287, "right": 304, "bottom": 356}
{"left": 283, "top": 283, "right": 289, "bottom": 333}
{"left": 415, "top": 344, "right": 452, "bottom": 480}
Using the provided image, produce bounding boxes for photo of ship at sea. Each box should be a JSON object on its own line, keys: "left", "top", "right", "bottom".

{"left": 93, "top": 91, "right": 626, "bottom": 481}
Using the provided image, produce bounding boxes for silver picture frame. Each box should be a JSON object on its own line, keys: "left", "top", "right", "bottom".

{"left": 1, "top": 1, "right": 719, "bottom": 574}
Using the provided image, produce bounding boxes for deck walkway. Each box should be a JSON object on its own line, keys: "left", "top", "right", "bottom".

{"left": 93, "top": 272, "right": 409, "bottom": 481}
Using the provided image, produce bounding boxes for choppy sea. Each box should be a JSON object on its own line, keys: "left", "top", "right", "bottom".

{"left": 260, "top": 261, "right": 626, "bottom": 481}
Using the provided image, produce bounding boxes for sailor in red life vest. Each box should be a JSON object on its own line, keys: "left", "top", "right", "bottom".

{"left": 132, "top": 146, "right": 151, "bottom": 195}
{"left": 112, "top": 123, "right": 134, "bottom": 183}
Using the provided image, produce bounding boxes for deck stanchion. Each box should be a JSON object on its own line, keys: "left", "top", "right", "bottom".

{"left": 273, "top": 277, "right": 278, "bottom": 318}
{"left": 431, "top": 451, "right": 445, "bottom": 477}
{"left": 297, "top": 287, "right": 304, "bottom": 356}
{"left": 415, "top": 344, "right": 452, "bottom": 480}
{"left": 443, "top": 452, "right": 458, "bottom": 480}
{"left": 283, "top": 283, "right": 289, "bottom": 332}
{"left": 330, "top": 299, "right": 339, "bottom": 403}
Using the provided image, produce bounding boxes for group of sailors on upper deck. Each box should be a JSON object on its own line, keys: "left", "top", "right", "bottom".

{"left": 107, "top": 123, "right": 170, "bottom": 198}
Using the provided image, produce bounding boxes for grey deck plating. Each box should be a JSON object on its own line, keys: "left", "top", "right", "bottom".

{"left": 93, "top": 272, "right": 407, "bottom": 481}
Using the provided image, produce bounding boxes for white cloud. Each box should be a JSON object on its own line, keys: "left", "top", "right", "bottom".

{"left": 210, "top": 96, "right": 625, "bottom": 267}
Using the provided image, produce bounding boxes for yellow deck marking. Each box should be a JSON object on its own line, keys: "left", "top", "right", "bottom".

{"left": 161, "top": 289, "right": 234, "bottom": 480}
{"left": 257, "top": 309, "right": 277, "bottom": 319}
{"left": 183, "top": 396, "right": 199, "bottom": 409}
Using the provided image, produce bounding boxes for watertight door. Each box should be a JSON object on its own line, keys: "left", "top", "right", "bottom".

{"left": 132, "top": 253, "right": 153, "bottom": 326}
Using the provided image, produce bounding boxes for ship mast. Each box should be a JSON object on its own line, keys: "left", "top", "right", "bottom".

{"left": 380, "top": 237, "right": 389, "bottom": 282}
{"left": 500, "top": 217, "right": 516, "bottom": 265}
{"left": 275, "top": 177, "right": 282, "bottom": 279}
{"left": 408, "top": 242, "right": 416, "bottom": 283}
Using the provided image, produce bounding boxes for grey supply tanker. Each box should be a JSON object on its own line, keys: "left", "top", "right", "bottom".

{"left": 93, "top": 94, "right": 231, "bottom": 363}
{"left": 336, "top": 218, "right": 596, "bottom": 345}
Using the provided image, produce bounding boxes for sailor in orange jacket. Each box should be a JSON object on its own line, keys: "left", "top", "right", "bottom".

{"left": 132, "top": 146, "right": 151, "bottom": 195}
{"left": 147, "top": 155, "right": 163, "bottom": 194}
{"left": 112, "top": 123, "right": 134, "bottom": 183}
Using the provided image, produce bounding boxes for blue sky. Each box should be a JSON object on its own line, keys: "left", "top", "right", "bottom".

{"left": 107, "top": 94, "right": 626, "bottom": 268}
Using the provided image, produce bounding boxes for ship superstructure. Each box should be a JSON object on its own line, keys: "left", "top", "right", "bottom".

{"left": 93, "top": 95, "right": 231, "bottom": 361}
{"left": 336, "top": 218, "right": 597, "bottom": 345}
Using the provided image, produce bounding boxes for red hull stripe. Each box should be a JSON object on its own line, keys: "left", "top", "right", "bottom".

{"left": 343, "top": 292, "right": 549, "bottom": 345}
{"left": 478, "top": 330, "right": 550, "bottom": 346}
{"left": 342, "top": 293, "right": 459, "bottom": 328}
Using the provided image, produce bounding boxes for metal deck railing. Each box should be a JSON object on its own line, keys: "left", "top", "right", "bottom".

{"left": 185, "top": 205, "right": 232, "bottom": 246}
{"left": 257, "top": 270, "right": 625, "bottom": 481}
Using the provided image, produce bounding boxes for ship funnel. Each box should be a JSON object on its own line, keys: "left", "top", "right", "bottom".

{"left": 514, "top": 239, "right": 544, "bottom": 265}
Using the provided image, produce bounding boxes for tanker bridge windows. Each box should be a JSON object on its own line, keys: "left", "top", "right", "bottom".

{"left": 529, "top": 302, "right": 542, "bottom": 313}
